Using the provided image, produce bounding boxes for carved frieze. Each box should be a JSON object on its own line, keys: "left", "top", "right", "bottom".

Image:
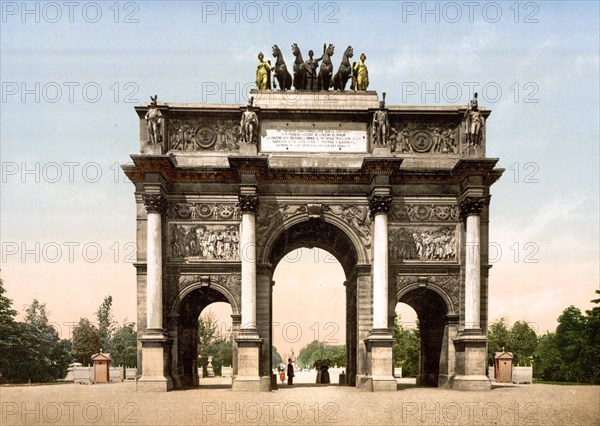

{"left": 178, "top": 274, "right": 241, "bottom": 303}
{"left": 390, "top": 121, "right": 459, "bottom": 154}
{"left": 397, "top": 275, "right": 460, "bottom": 313}
{"left": 389, "top": 226, "right": 458, "bottom": 261}
{"left": 326, "top": 204, "right": 372, "bottom": 248}
{"left": 167, "top": 202, "right": 240, "bottom": 220}
{"left": 255, "top": 202, "right": 372, "bottom": 250}
{"left": 169, "top": 224, "right": 240, "bottom": 260}
{"left": 256, "top": 203, "right": 307, "bottom": 249}
{"left": 390, "top": 203, "right": 459, "bottom": 222}
{"left": 168, "top": 119, "right": 240, "bottom": 152}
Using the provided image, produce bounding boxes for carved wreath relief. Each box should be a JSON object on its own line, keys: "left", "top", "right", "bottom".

{"left": 168, "top": 119, "right": 240, "bottom": 152}
{"left": 390, "top": 121, "right": 459, "bottom": 154}
{"left": 167, "top": 202, "right": 240, "bottom": 220}
{"left": 390, "top": 203, "right": 459, "bottom": 222}
{"left": 389, "top": 226, "right": 458, "bottom": 261}
{"left": 170, "top": 224, "right": 240, "bottom": 261}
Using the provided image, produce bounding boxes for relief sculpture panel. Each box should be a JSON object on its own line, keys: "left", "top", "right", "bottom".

{"left": 168, "top": 119, "right": 240, "bottom": 152}
{"left": 170, "top": 224, "right": 240, "bottom": 261}
{"left": 390, "top": 121, "right": 459, "bottom": 154}
{"left": 390, "top": 203, "right": 459, "bottom": 222}
{"left": 389, "top": 226, "right": 458, "bottom": 261}
{"left": 167, "top": 202, "right": 240, "bottom": 220}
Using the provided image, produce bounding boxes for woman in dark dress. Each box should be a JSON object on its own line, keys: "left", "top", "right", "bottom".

{"left": 320, "top": 359, "right": 330, "bottom": 384}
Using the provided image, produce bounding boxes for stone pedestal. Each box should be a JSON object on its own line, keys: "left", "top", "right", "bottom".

{"left": 137, "top": 334, "right": 173, "bottom": 392}
{"left": 365, "top": 329, "right": 396, "bottom": 391}
{"left": 240, "top": 143, "right": 257, "bottom": 156}
{"left": 451, "top": 331, "right": 491, "bottom": 391}
{"left": 232, "top": 332, "right": 263, "bottom": 391}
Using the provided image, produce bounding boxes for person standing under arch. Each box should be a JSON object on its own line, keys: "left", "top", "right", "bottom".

{"left": 287, "top": 358, "right": 295, "bottom": 385}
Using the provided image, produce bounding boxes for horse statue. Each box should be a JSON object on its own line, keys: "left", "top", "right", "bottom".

{"left": 272, "top": 45, "right": 292, "bottom": 91}
{"left": 291, "top": 43, "right": 306, "bottom": 90}
{"left": 332, "top": 45, "right": 354, "bottom": 91}
{"left": 317, "top": 43, "right": 335, "bottom": 90}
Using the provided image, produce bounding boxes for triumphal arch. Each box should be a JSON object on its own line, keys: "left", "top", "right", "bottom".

{"left": 124, "top": 80, "right": 502, "bottom": 392}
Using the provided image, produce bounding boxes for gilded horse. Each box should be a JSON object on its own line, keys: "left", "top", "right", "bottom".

{"left": 272, "top": 45, "right": 292, "bottom": 91}
{"left": 332, "top": 46, "right": 354, "bottom": 91}
{"left": 317, "top": 44, "right": 335, "bottom": 90}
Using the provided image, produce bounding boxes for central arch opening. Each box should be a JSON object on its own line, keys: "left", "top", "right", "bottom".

{"left": 273, "top": 247, "right": 346, "bottom": 385}
{"left": 266, "top": 219, "right": 360, "bottom": 386}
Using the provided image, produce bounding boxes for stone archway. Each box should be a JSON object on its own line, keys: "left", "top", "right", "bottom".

{"left": 125, "top": 90, "right": 503, "bottom": 392}
{"left": 261, "top": 218, "right": 363, "bottom": 385}
{"left": 396, "top": 276, "right": 459, "bottom": 387}
{"left": 169, "top": 278, "right": 241, "bottom": 389}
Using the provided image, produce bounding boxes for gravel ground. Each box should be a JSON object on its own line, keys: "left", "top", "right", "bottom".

{"left": 1, "top": 375, "right": 598, "bottom": 425}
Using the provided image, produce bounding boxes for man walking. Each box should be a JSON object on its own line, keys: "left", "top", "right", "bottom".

{"left": 287, "top": 358, "right": 295, "bottom": 385}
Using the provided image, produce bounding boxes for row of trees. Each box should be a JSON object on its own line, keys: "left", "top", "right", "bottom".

{"left": 71, "top": 296, "right": 137, "bottom": 368}
{"left": 0, "top": 279, "right": 137, "bottom": 384}
{"left": 296, "top": 340, "right": 346, "bottom": 369}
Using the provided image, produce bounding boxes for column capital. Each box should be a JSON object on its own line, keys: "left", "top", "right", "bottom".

{"left": 238, "top": 194, "right": 259, "bottom": 213}
{"left": 459, "top": 196, "right": 489, "bottom": 218}
{"left": 368, "top": 195, "right": 392, "bottom": 216}
{"left": 143, "top": 193, "right": 166, "bottom": 214}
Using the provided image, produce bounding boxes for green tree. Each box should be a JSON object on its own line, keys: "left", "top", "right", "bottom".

{"left": 72, "top": 318, "right": 101, "bottom": 364}
{"left": 533, "top": 332, "right": 562, "bottom": 381}
{"left": 584, "top": 290, "right": 600, "bottom": 384}
{"left": 487, "top": 317, "right": 510, "bottom": 365}
{"left": 197, "top": 310, "right": 232, "bottom": 376}
{"left": 272, "top": 345, "right": 283, "bottom": 368}
{"left": 95, "top": 295, "right": 116, "bottom": 353}
{"left": 393, "top": 314, "right": 420, "bottom": 377}
{"left": 111, "top": 322, "right": 137, "bottom": 367}
{"left": 297, "top": 340, "right": 325, "bottom": 368}
{"left": 555, "top": 306, "right": 587, "bottom": 382}
{"left": 0, "top": 279, "right": 19, "bottom": 382}
{"left": 507, "top": 321, "right": 537, "bottom": 365}
{"left": 5, "top": 299, "right": 71, "bottom": 383}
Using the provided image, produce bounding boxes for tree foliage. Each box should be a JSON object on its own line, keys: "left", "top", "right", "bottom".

{"left": 296, "top": 340, "right": 346, "bottom": 369}
{"left": 111, "top": 322, "right": 137, "bottom": 367}
{"left": 95, "top": 295, "right": 116, "bottom": 352}
{"left": 272, "top": 345, "right": 283, "bottom": 368}
{"left": 197, "top": 310, "right": 232, "bottom": 376}
{"left": 72, "top": 318, "right": 100, "bottom": 364}
{"left": 0, "top": 279, "right": 19, "bottom": 380}
{"left": 393, "top": 314, "right": 420, "bottom": 377}
{"left": 533, "top": 293, "right": 600, "bottom": 384}
{"left": 488, "top": 318, "right": 537, "bottom": 366}
{"left": 2, "top": 299, "right": 71, "bottom": 383}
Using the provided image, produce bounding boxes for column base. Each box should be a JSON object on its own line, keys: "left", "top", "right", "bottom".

{"left": 451, "top": 329, "right": 491, "bottom": 391}
{"left": 137, "top": 376, "right": 174, "bottom": 392}
{"left": 233, "top": 331, "right": 266, "bottom": 391}
{"left": 137, "top": 333, "right": 173, "bottom": 392}
{"left": 365, "top": 329, "right": 396, "bottom": 392}
{"left": 451, "top": 375, "right": 491, "bottom": 391}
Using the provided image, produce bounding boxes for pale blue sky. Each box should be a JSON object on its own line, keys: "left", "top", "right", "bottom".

{"left": 1, "top": 1, "right": 598, "bottom": 346}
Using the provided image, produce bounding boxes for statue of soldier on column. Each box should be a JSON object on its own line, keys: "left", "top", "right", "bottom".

{"left": 372, "top": 94, "right": 390, "bottom": 146}
{"left": 145, "top": 95, "right": 163, "bottom": 145}
{"left": 240, "top": 97, "right": 259, "bottom": 144}
{"left": 465, "top": 92, "right": 485, "bottom": 147}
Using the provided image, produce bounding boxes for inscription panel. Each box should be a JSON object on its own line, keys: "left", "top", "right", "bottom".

{"left": 260, "top": 121, "right": 367, "bottom": 153}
